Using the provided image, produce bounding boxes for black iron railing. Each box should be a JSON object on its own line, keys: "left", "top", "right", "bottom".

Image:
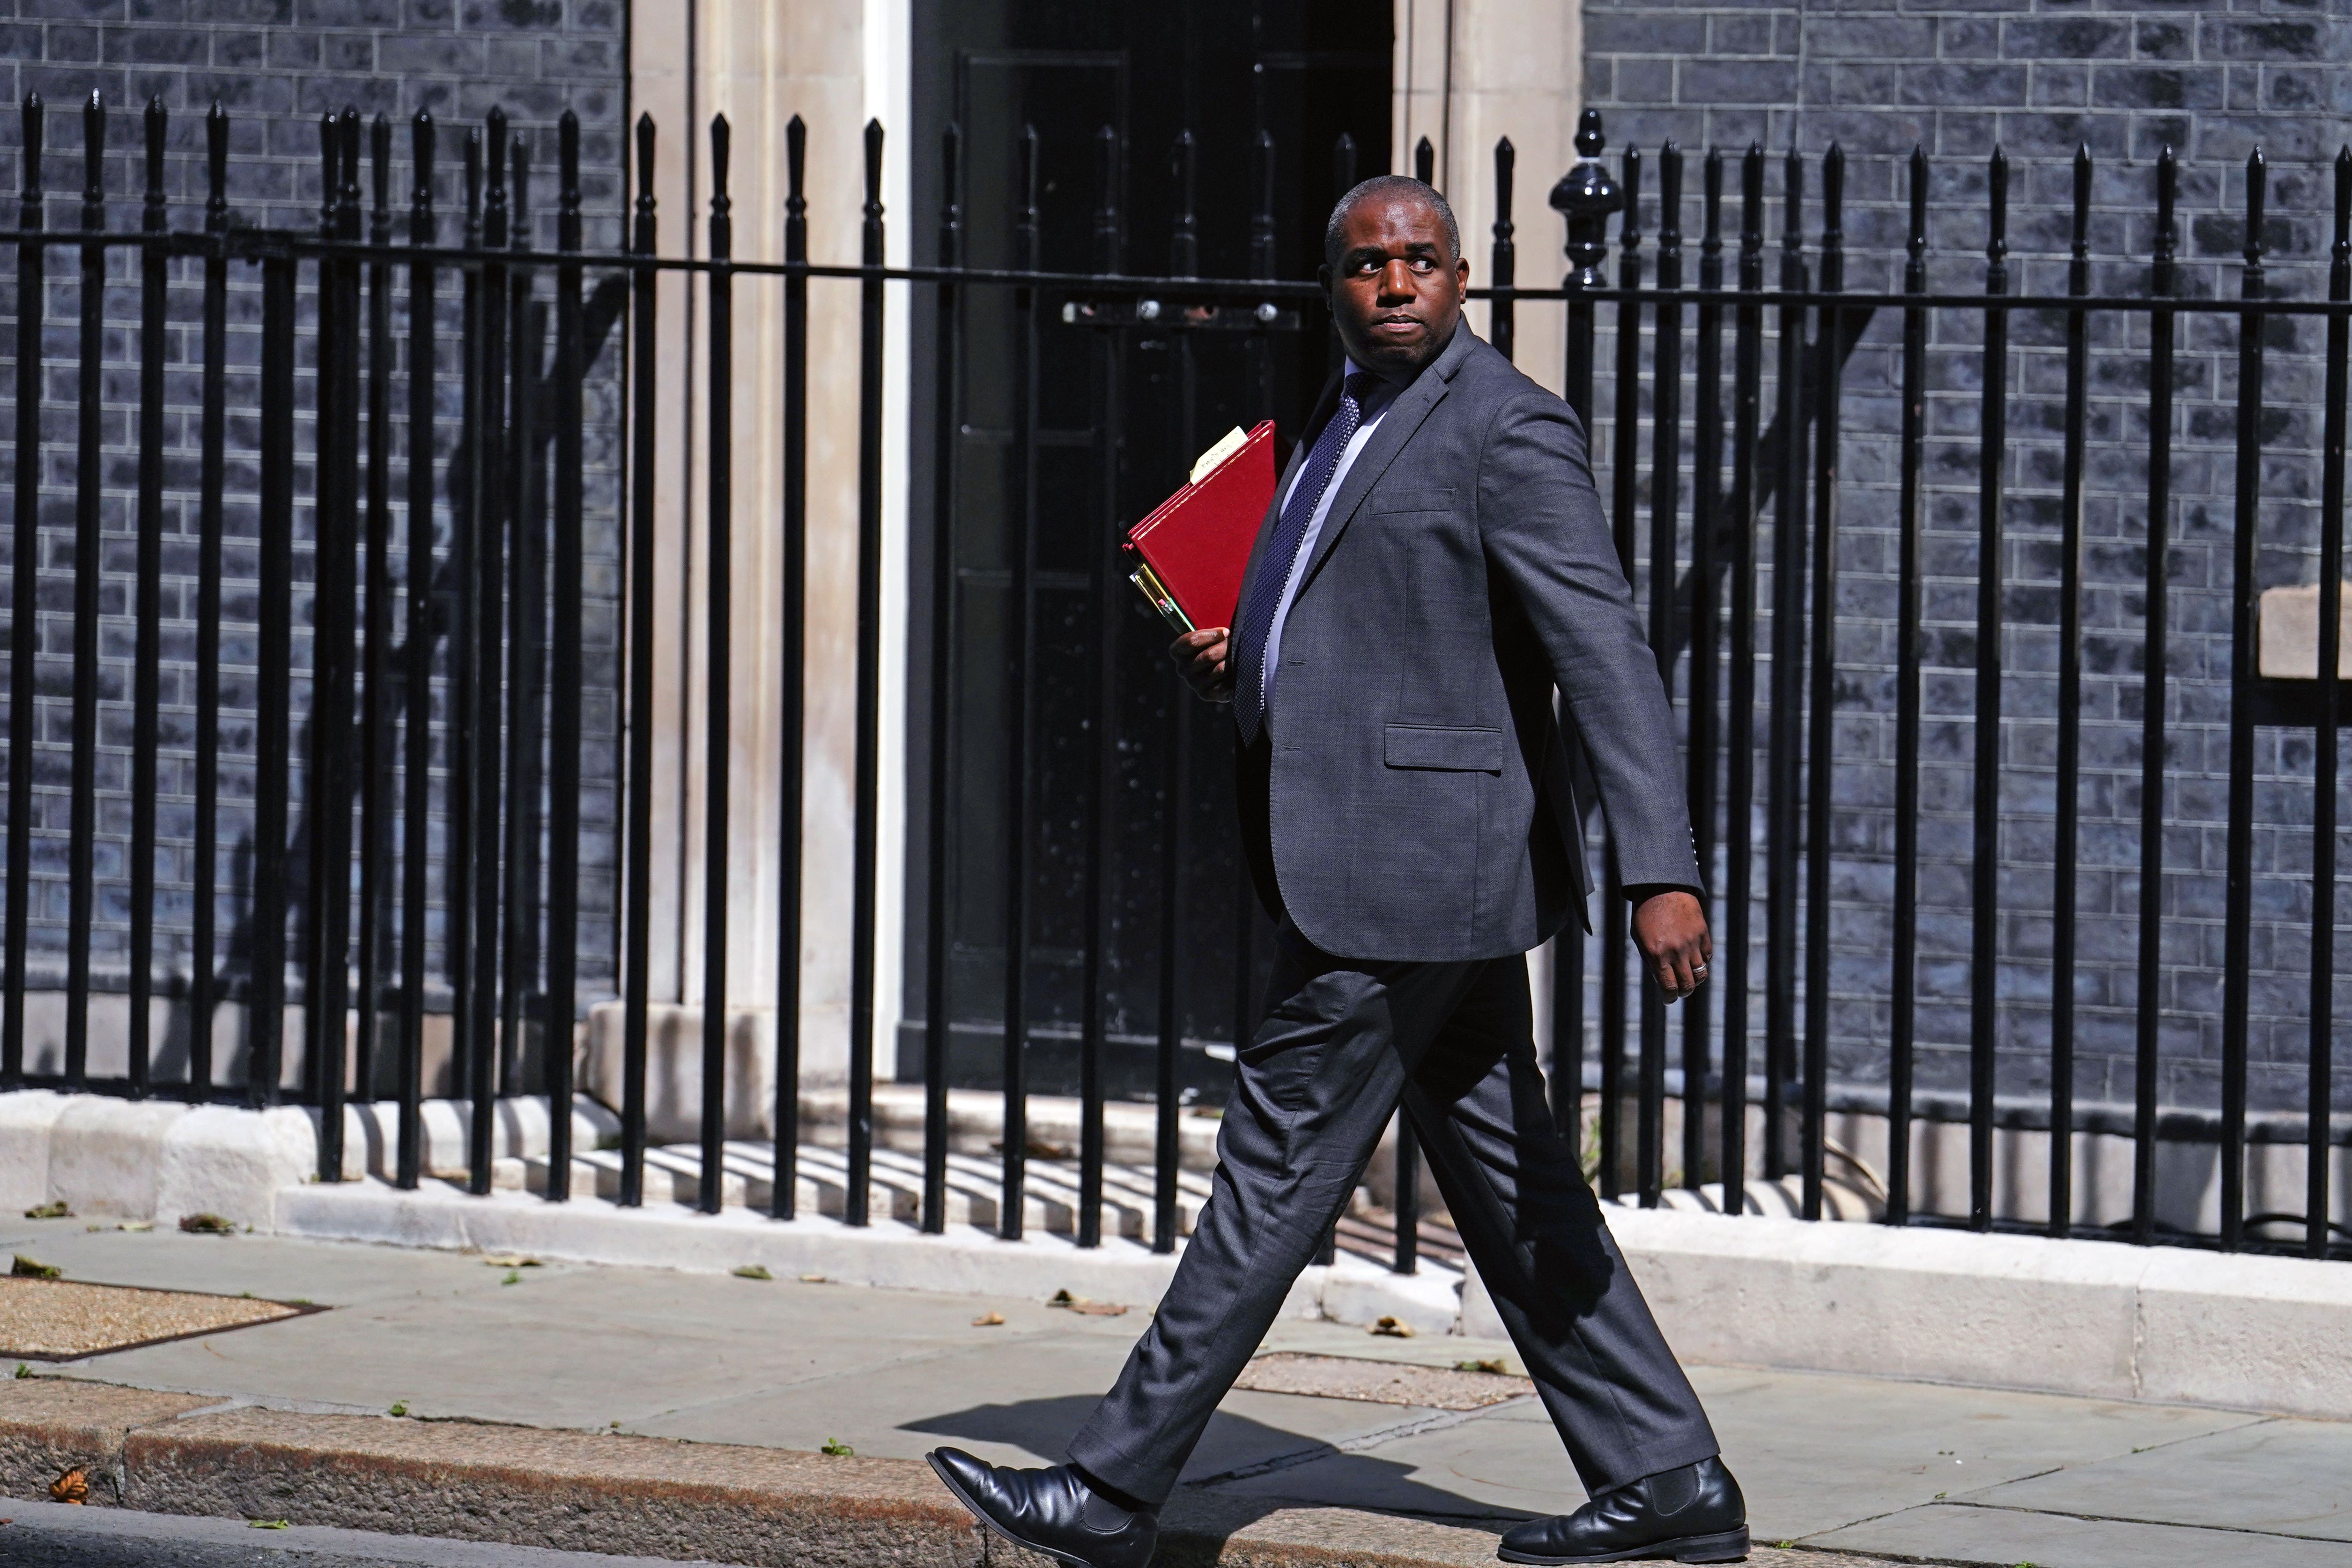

{"left": 2, "top": 93, "right": 2349, "bottom": 1270}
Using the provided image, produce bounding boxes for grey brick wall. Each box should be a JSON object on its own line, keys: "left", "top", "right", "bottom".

{"left": 0, "top": 0, "right": 629, "bottom": 1086}
{"left": 1578, "top": 0, "right": 2352, "bottom": 1134}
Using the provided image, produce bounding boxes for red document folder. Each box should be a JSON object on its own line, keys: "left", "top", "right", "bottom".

{"left": 1123, "top": 419, "right": 1279, "bottom": 635}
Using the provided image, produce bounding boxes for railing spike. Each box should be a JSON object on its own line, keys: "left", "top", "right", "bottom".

{"left": 2244, "top": 146, "right": 2267, "bottom": 267}
{"left": 1908, "top": 146, "right": 1928, "bottom": 262}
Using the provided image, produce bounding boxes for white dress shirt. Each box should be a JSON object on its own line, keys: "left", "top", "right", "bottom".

{"left": 1257, "top": 359, "right": 1397, "bottom": 725}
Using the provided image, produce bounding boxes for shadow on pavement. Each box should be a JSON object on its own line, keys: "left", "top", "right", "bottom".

{"left": 904, "top": 1394, "right": 1525, "bottom": 1534}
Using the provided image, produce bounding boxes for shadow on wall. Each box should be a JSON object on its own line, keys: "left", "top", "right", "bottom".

{"left": 10, "top": 279, "right": 635, "bottom": 1099}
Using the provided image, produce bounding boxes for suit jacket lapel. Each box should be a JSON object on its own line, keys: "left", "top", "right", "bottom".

{"left": 1231, "top": 373, "right": 1338, "bottom": 629}
{"left": 1290, "top": 326, "right": 1476, "bottom": 594}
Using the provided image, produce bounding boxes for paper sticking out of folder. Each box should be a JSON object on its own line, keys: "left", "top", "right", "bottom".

{"left": 1189, "top": 425, "right": 1250, "bottom": 483}
{"left": 1124, "top": 420, "right": 1279, "bottom": 637}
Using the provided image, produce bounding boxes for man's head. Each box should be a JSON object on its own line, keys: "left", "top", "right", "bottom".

{"left": 1319, "top": 176, "right": 1468, "bottom": 381}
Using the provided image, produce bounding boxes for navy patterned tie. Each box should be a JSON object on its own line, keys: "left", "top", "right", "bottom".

{"left": 1233, "top": 372, "right": 1377, "bottom": 744}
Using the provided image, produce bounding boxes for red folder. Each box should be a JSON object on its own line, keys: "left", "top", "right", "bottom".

{"left": 1123, "top": 420, "right": 1279, "bottom": 635}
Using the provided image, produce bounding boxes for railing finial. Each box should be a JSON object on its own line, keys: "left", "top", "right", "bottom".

{"left": 20, "top": 95, "right": 42, "bottom": 206}
{"left": 2244, "top": 145, "right": 2267, "bottom": 272}
{"left": 205, "top": 102, "right": 228, "bottom": 233}
{"left": 2334, "top": 145, "right": 2351, "bottom": 267}
{"left": 1907, "top": 146, "right": 1928, "bottom": 272}
{"left": 141, "top": 96, "right": 166, "bottom": 220}
{"left": 81, "top": 90, "right": 104, "bottom": 222}
{"left": 1985, "top": 145, "right": 2008, "bottom": 284}
{"left": 1549, "top": 109, "right": 1619, "bottom": 290}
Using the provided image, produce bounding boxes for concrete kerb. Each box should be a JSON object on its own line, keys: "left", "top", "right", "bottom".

{"left": 1599, "top": 1206, "right": 2352, "bottom": 1421}
{"left": 0, "top": 1379, "right": 1952, "bottom": 1568}
{"left": 0, "top": 1376, "right": 1529, "bottom": 1568}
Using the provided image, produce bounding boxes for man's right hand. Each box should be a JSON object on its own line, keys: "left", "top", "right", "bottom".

{"left": 1170, "top": 627, "right": 1234, "bottom": 703}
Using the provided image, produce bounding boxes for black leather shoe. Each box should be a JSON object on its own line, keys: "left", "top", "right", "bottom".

{"left": 1497, "top": 1457, "right": 1749, "bottom": 1564}
{"left": 925, "top": 1447, "right": 1159, "bottom": 1568}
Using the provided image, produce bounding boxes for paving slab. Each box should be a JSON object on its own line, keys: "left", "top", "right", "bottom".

{"left": 1187, "top": 1398, "right": 1572, "bottom": 1522}
{"left": 1811, "top": 1501, "right": 2352, "bottom": 1568}
{"left": 1683, "top": 1364, "right": 2269, "bottom": 1543}
{"left": 1967, "top": 1417, "right": 2352, "bottom": 1541}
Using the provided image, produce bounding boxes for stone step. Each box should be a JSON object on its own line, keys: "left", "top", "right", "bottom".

{"left": 797, "top": 1084, "right": 1227, "bottom": 1172}
{"left": 495, "top": 1142, "right": 1217, "bottom": 1243}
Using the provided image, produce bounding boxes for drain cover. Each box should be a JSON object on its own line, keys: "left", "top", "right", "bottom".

{"left": 0, "top": 1277, "right": 314, "bottom": 1360}
{"left": 1233, "top": 1352, "right": 1535, "bottom": 1410}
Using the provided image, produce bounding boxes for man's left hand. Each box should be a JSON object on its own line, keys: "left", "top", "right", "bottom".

{"left": 1630, "top": 890, "right": 1710, "bottom": 1004}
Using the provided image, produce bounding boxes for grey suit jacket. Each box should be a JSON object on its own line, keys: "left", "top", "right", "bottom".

{"left": 1233, "top": 324, "right": 1701, "bottom": 963}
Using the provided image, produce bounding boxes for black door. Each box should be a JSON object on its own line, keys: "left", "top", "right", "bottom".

{"left": 905, "top": 1, "right": 1390, "bottom": 1097}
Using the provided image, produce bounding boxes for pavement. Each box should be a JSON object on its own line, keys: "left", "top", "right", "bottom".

{"left": 3, "top": 1213, "right": 2350, "bottom": 1567}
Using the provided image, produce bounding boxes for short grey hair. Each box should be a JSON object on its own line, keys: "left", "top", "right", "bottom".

{"left": 1324, "top": 176, "right": 1461, "bottom": 270}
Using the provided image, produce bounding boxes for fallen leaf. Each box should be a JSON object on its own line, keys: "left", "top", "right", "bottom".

{"left": 991, "top": 1138, "right": 1075, "bottom": 1159}
{"left": 49, "top": 1469, "right": 87, "bottom": 1504}
{"left": 799, "top": 1273, "right": 828, "bottom": 1283}
{"left": 732, "top": 1265, "right": 774, "bottom": 1281}
{"left": 1071, "top": 1301, "right": 1128, "bottom": 1316}
{"left": 11, "top": 1256, "right": 60, "bottom": 1280}
{"left": 22, "top": 1202, "right": 69, "bottom": 1220}
{"left": 1456, "top": 1358, "right": 1509, "bottom": 1375}
{"left": 821, "top": 1437, "right": 854, "bottom": 1457}
{"left": 178, "top": 1213, "right": 235, "bottom": 1235}
{"left": 116, "top": 1221, "right": 153, "bottom": 1233}
{"left": 971, "top": 1310, "right": 1006, "bottom": 1326}
{"left": 250, "top": 1519, "right": 289, "bottom": 1530}
{"left": 388, "top": 1402, "right": 409, "bottom": 1418}
{"left": 1369, "top": 1316, "right": 1416, "bottom": 1339}
{"left": 499, "top": 1271, "right": 522, "bottom": 1287}
{"left": 481, "top": 1254, "right": 540, "bottom": 1268}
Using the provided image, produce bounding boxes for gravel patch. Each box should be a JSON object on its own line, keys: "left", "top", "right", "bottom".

{"left": 1233, "top": 1351, "right": 1536, "bottom": 1410}
{"left": 0, "top": 1278, "right": 304, "bottom": 1359}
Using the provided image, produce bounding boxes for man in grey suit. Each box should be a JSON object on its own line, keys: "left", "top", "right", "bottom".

{"left": 930, "top": 176, "right": 1746, "bottom": 1567}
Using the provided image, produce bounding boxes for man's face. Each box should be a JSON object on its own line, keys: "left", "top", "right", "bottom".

{"left": 1321, "top": 195, "right": 1468, "bottom": 381}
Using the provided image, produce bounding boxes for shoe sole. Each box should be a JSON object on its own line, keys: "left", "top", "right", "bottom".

{"left": 925, "top": 1450, "right": 1103, "bottom": 1568}
{"left": 1497, "top": 1526, "right": 1751, "bottom": 1565}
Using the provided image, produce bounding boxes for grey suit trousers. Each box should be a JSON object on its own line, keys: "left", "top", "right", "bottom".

{"left": 1064, "top": 923, "right": 1720, "bottom": 1509}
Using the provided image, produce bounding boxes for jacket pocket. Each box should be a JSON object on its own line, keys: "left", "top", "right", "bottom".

{"left": 1372, "top": 487, "right": 1457, "bottom": 515}
{"left": 1384, "top": 723, "right": 1506, "bottom": 773}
